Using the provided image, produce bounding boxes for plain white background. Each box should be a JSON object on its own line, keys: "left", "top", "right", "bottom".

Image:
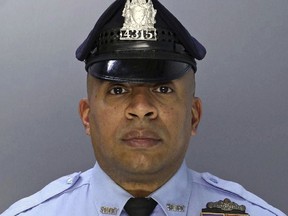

{"left": 0, "top": 0, "right": 287, "bottom": 214}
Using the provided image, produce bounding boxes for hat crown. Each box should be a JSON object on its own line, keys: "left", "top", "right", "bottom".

{"left": 76, "top": 0, "right": 206, "bottom": 82}
{"left": 76, "top": 0, "right": 206, "bottom": 63}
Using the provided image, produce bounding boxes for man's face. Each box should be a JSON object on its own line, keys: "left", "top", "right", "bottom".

{"left": 79, "top": 70, "right": 202, "bottom": 188}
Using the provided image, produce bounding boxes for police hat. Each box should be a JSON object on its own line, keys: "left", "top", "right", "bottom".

{"left": 76, "top": 0, "right": 206, "bottom": 83}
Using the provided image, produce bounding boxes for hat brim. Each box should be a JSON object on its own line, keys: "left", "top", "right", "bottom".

{"left": 87, "top": 59, "right": 192, "bottom": 83}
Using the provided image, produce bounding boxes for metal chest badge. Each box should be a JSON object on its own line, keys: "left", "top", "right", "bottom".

{"left": 200, "top": 199, "right": 250, "bottom": 216}
{"left": 120, "top": 0, "right": 157, "bottom": 41}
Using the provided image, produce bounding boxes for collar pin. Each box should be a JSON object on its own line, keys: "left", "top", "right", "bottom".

{"left": 167, "top": 203, "right": 185, "bottom": 212}
{"left": 100, "top": 206, "right": 119, "bottom": 215}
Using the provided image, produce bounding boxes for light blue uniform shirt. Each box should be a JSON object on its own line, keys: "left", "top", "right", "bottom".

{"left": 1, "top": 161, "right": 286, "bottom": 216}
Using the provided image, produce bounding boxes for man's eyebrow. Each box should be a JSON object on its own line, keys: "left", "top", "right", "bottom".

{"left": 99, "top": 80, "right": 175, "bottom": 89}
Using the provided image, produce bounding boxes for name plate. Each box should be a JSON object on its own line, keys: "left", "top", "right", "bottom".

{"left": 201, "top": 213, "right": 249, "bottom": 216}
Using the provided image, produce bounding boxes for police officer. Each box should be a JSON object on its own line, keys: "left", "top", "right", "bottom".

{"left": 1, "top": 0, "right": 286, "bottom": 216}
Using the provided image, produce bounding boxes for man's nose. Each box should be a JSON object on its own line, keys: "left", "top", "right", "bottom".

{"left": 125, "top": 90, "right": 158, "bottom": 120}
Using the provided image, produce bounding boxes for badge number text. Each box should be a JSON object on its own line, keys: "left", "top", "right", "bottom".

{"left": 120, "top": 29, "right": 157, "bottom": 41}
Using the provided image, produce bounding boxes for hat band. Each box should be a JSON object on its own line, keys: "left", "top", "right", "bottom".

{"left": 94, "top": 28, "right": 186, "bottom": 55}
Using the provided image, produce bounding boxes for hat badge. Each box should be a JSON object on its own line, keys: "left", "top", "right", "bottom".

{"left": 120, "top": 0, "right": 157, "bottom": 41}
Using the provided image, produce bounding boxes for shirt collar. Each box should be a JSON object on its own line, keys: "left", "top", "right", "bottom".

{"left": 89, "top": 161, "right": 191, "bottom": 216}
{"left": 90, "top": 163, "right": 132, "bottom": 216}
{"left": 150, "top": 161, "right": 192, "bottom": 215}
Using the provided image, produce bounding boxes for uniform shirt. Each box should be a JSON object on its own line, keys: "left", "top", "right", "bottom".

{"left": 1, "top": 161, "right": 286, "bottom": 216}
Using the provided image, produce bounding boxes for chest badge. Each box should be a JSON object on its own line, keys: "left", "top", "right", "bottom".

{"left": 120, "top": 0, "right": 157, "bottom": 41}
{"left": 200, "top": 198, "right": 249, "bottom": 216}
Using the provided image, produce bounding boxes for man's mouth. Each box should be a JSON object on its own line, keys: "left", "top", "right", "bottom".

{"left": 121, "top": 130, "right": 162, "bottom": 148}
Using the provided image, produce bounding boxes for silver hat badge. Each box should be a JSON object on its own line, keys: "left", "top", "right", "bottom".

{"left": 120, "top": 0, "right": 157, "bottom": 41}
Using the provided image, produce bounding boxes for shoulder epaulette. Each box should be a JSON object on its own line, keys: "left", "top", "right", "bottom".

{"left": 1, "top": 172, "right": 81, "bottom": 216}
{"left": 201, "top": 172, "right": 286, "bottom": 216}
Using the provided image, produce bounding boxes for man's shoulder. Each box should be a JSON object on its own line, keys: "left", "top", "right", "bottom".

{"left": 188, "top": 169, "right": 286, "bottom": 216}
{"left": 0, "top": 168, "right": 94, "bottom": 216}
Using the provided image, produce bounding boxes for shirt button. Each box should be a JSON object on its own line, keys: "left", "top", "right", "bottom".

{"left": 209, "top": 177, "right": 218, "bottom": 184}
{"left": 67, "top": 178, "right": 73, "bottom": 184}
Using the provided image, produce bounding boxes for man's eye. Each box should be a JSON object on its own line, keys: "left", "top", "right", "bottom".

{"left": 154, "top": 86, "right": 173, "bottom": 94}
{"left": 109, "top": 87, "right": 128, "bottom": 95}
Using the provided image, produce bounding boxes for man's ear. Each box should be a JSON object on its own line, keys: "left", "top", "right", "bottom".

{"left": 79, "top": 98, "right": 91, "bottom": 136}
{"left": 191, "top": 97, "right": 202, "bottom": 136}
